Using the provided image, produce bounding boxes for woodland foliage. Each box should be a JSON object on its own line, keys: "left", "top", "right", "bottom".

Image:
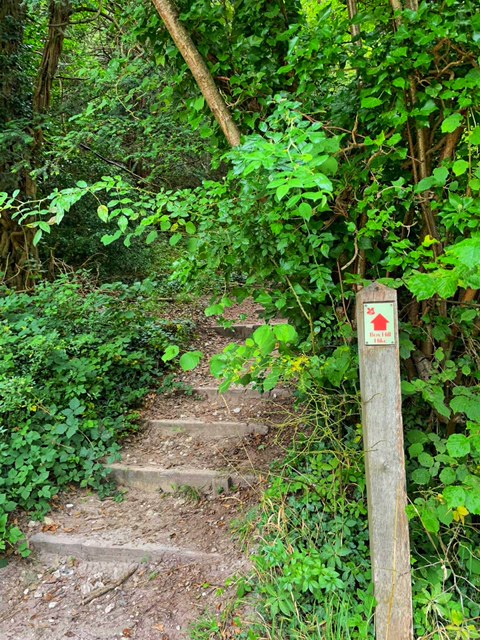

{"left": 1, "top": 0, "right": 480, "bottom": 637}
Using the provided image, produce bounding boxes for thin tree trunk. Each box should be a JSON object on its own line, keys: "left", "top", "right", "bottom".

{"left": 151, "top": 0, "right": 242, "bottom": 147}
{"left": 0, "top": 0, "right": 37, "bottom": 288}
{"left": 0, "top": 0, "right": 72, "bottom": 288}
{"left": 33, "top": 0, "right": 73, "bottom": 151}
{"left": 346, "top": 0, "right": 360, "bottom": 41}
{"left": 389, "top": 0, "right": 403, "bottom": 28}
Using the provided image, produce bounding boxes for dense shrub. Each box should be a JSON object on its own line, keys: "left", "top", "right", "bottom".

{"left": 0, "top": 275, "right": 191, "bottom": 557}
{"left": 240, "top": 394, "right": 480, "bottom": 640}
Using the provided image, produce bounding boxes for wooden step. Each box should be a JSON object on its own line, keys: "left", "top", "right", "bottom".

{"left": 107, "top": 464, "right": 257, "bottom": 494}
{"left": 144, "top": 419, "right": 268, "bottom": 438}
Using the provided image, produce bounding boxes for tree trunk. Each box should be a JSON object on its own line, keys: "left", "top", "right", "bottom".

{"left": 346, "top": 0, "right": 360, "bottom": 41}
{"left": 151, "top": 0, "right": 242, "bottom": 147}
{"left": 28, "top": 0, "right": 72, "bottom": 200}
{"left": 0, "top": 0, "right": 72, "bottom": 289}
{"left": 34, "top": 1, "right": 73, "bottom": 117}
{"left": 0, "top": 0, "right": 37, "bottom": 288}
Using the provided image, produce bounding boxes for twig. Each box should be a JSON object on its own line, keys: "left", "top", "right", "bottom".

{"left": 83, "top": 565, "right": 138, "bottom": 604}
{"left": 78, "top": 143, "right": 147, "bottom": 183}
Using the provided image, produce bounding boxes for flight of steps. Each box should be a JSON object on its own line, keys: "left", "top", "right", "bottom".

{"left": 7, "top": 319, "right": 291, "bottom": 640}
{"left": 29, "top": 383, "right": 275, "bottom": 563}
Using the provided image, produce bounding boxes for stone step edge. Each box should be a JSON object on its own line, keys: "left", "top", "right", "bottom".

{"left": 210, "top": 323, "right": 261, "bottom": 338}
{"left": 107, "top": 464, "right": 258, "bottom": 494}
{"left": 211, "top": 321, "right": 287, "bottom": 338}
{"left": 144, "top": 419, "right": 268, "bottom": 438}
{"left": 29, "top": 532, "right": 222, "bottom": 564}
{"left": 193, "top": 386, "right": 292, "bottom": 400}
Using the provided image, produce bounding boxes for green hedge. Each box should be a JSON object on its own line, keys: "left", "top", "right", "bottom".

{"left": 0, "top": 275, "right": 191, "bottom": 558}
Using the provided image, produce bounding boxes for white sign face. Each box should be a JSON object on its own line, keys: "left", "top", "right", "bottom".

{"left": 363, "top": 302, "right": 396, "bottom": 346}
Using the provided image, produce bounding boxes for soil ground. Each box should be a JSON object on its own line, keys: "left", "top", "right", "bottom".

{"left": 0, "top": 299, "right": 295, "bottom": 640}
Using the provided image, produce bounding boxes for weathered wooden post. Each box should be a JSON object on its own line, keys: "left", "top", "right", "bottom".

{"left": 356, "top": 282, "right": 413, "bottom": 640}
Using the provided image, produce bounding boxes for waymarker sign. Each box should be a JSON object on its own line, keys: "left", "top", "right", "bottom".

{"left": 356, "top": 282, "right": 413, "bottom": 640}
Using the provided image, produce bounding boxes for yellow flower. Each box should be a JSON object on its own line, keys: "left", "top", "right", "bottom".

{"left": 289, "top": 356, "right": 310, "bottom": 373}
{"left": 453, "top": 506, "right": 469, "bottom": 525}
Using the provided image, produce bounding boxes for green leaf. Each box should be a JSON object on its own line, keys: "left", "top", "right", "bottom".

{"left": 205, "top": 304, "right": 224, "bottom": 317}
{"left": 185, "top": 221, "right": 196, "bottom": 234}
{"left": 469, "top": 177, "right": 480, "bottom": 192}
{"left": 446, "top": 434, "right": 470, "bottom": 458}
{"left": 252, "top": 325, "right": 276, "bottom": 356}
{"left": 415, "top": 176, "right": 436, "bottom": 192}
{"left": 442, "top": 485, "right": 466, "bottom": 508}
{"left": 162, "top": 344, "right": 179, "bottom": 363}
{"left": 101, "top": 230, "right": 122, "bottom": 246}
{"left": 418, "top": 452, "right": 434, "bottom": 468}
{"left": 435, "top": 271, "right": 459, "bottom": 299}
{"left": 145, "top": 230, "right": 158, "bottom": 245}
{"left": 465, "top": 490, "right": 480, "bottom": 515}
{"left": 451, "top": 394, "right": 480, "bottom": 421}
{"left": 312, "top": 174, "right": 333, "bottom": 191}
{"left": 407, "top": 429, "right": 428, "bottom": 444}
{"left": 361, "top": 97, "right": 382, "bottom": 108}
{"left": 32, "top": 229, "right": 42, "bottom": 246}
{"left": 469, "top": 126, "right": 480, "bottom": 145}
{"left": 407, "top": 270, "right": 458, "bottom": 301}
{"left": 263, "top": 371, "right": 280, "bottom": 392}
{"left": 276, "top": 183, "right": 290, "bottom": 201}
{"left": 97, "top": 204, "right": 109, "bottom": 222}
{"left": 179, "top": 351, "right": 203, "bottom": 371}
{"left": 273, "top": 324, "right": 298, "bottom": 344}
{"left": 411, "top": 468, "right": 431, "bottom": 485}
{"left": 414, "top": 166, "right": 449, "bottom": 193}
{"left": 441, "top": 113, "right": 463, "bottom": 133}
{"left": 419, "top": 508, "right": 440, "bottom": 534}
{"left": 433, "top": 166, "right": 449, "bottom": 185}
{"left": 452, "top": 159, "right": 469, "bottom": 176}
{"left": 193, "top": 96, "right": 204, "bottom": 111}
{"left": 436, "top": 503, "right": 454, "bottom": 526}
{"left": 200, "top": 126, "right": 213, "bottom": 139}
{"left": 169, "top": 233, "right": 182, "bottom": 246}
{"left": 439, "top": 467, "right": 456, "bottom": 485}
{"left": 298, "top": 202, "right": 313, "bottom": 220}
{"left": 408, "top": 442, "right": 424, "bottom": 457}
{"left": 447, "top": 236, "right": 480, "bottom": 268}
{"left": 210, "top": 354, "right": 227, "bottom": 378}
{"left": 69, "top": 398, "right": 81, "bottom": 411}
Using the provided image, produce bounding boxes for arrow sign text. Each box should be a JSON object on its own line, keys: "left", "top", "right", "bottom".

{"left": 363, "top": 302, "right": 395, "bottom": 345}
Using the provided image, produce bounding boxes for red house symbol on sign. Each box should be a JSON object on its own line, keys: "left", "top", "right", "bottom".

{"left": 371, "top": 314, "right": 389, "bottom": 331}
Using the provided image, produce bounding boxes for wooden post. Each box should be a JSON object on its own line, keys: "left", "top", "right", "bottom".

{"left": 356, "top": 282, "right": 413, "bottom": 640}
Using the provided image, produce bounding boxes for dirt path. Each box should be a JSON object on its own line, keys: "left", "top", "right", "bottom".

{"left": 0, "top": 301, "right": 293, "bottom": 640}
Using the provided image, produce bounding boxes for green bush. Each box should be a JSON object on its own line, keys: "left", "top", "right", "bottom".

{"left": 0, "top": 275, "right": 191, "bottom": 557}
{"left": 248, "top": 401, "right": 374, "bottom": 640}
{"left": 244, "top": 393, "right": 480, "bottom": 640}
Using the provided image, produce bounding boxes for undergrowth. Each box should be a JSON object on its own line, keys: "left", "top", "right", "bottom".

{"left": 0, "top": 274, "right": 192, "bottom": 559}
{"left": 249, "top": 395, "right": 374, "bottom": 640}
{"left": 192, "top": 390, "right": 480, "bottom": 640}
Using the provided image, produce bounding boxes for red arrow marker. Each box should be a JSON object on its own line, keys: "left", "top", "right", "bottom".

{"left": 371, "top": 314, "right": 389, "bottom": 331}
